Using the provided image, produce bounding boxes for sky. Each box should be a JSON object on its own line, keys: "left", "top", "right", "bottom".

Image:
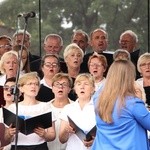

{"left": 0, "top": 0, "right": 5, "bottom": 3}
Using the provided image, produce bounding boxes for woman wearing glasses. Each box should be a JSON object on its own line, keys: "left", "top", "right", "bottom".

{"left": 47, "top": 73, "right": 74, "bottom": 150}
{"left": 7, "top": 72, "right": 56, "bottom": 150}
{"left": 0, "top": 35, "right": 12, "bottom": 59}
{"left": 136, "top": 53, "right": 150, "bottom": 108}
{"left": 0, "top": 77, "right": 17, "bottom": 150}
{"left": 88, "top": 54, "right": 107, "bottom": 92}
{"left": 36, "top": 54, "right": 60, "bottom": 102}
{"left": 59, "top": 73, "right": 96, "bottom": 150}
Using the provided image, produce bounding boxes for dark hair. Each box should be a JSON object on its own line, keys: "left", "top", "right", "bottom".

{"left": 5, "top": 77, "right": 16, "bottom": 84}
{"left": 41, "top": 54, "right": 60, "bottom": 67}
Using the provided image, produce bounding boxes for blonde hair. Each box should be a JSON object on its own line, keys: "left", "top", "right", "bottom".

{"left": 97, "top": 59, "right": 136, "bottom": 123}
{"left": 0, "top": 50, "right": 23, "bottom": 74}
{"left": 63, "top": 43, "right": 84, "bottom": 61}
{"left": 74, "top": 73, "right": 95, "bottom": 94}
{"left": 137, "top": 52, "right": 150, "bottom": 73}
{"left": 18, "top": 72, "right": 40, "bottom": 87}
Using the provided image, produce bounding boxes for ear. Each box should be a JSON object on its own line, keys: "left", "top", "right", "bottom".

{"left": 52, "top": 87, "right": 54, "bottom": 93}
{"left": 89, "top": 40, "right": 93, "bottom": 47}
{"left": 67, "top": 87, "right": 71, "bottom": 94}
{"left": 103, "top": 67, "right": 106, "bottom": 73}
{"left": 91, "top": 87, "right": 95, "bottom": 95}
{"left": 41, "top": 66, "right": 44, "bottom": 72}
{"left": 60, "top": 46, "right": 63, "bottom": 51}
{"left": 65, "top": 56, "right": 68, "bottom": 63}
{"left": 19, "top": 86, "right": 24, "bottom": 93}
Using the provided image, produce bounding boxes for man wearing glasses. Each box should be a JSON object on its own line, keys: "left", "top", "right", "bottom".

{"left": 0, "top": 35, "right": 12, "bottom": 59}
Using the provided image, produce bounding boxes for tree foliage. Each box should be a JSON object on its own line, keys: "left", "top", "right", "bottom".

{"left": 0, "top": 0, "right": 148, "bottom": 56}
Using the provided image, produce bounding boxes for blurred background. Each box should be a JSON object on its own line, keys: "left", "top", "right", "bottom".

{"left": 0, "top": 0, "right": 149, "bottom": 57}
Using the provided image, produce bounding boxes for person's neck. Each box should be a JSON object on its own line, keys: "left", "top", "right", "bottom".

{"left": 44, "top": 76, "right": 53, "bottom": 87}
{"left": 5, "top": 101, "right": 13, "bottom": 108}
{"left": 78, "top": 97, "right": 91, "bottom": 110}
{"left": 94, "top": 76, "right": 104, "bottom": 83}
{"left": 143, "top": 76, "right": 150, "bottom": 86}
{"left": 6, "top": 74, "right": 15, "bottom": 79}
{"left": 94, "top": 49, "right": 105, "bottom": 54}
{"left": 52, "top": 98, "right": 70, "bottom": 108}
{"left": 68, "top": 67, "right": 80, "bottom": 78}
{"left": 21, "top": 96, "right": 39, "bottom": 106}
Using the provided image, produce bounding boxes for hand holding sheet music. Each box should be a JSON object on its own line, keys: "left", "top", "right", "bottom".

{"left": 67, "top": 116, "right": 96, "bottom": 141}
{"left": 3, "top": 107, "right": 52, "bottom": 135}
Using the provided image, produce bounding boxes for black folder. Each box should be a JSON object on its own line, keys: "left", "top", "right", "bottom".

{"left": 2, "top": 107, "right": 52, "bottom": 135}
{"left": 67, "top": 116, "right": 96, "bottom": 141}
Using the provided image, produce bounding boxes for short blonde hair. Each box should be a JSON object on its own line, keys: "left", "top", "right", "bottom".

{"left": 137, "top": 53, "right": 150, "bottom": 73}
{"left": 52, "top": 73, "right": 73, "bottom": 88}
{"left": 63, "top": 43, "right": 84, "bottom": 61}
{"left": 18, "top": 72, "right": 40, "bottom": 87}
{"left": 74, "top": 73, "right": 95, "bottom": 88}
{"left": 0, "top": 50, "right": 23, "bottom": 74}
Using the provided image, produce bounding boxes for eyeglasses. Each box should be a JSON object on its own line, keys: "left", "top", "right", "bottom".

{"left": 140, "top": 62, "right": 150, "bottom": 68}
{"left": 0, "top": 44, "right": 11, "bottom": 49}
{"left": 53, "top": 82, "right": 69, "bottom": 88}
{"left": 3, "top": 85, "right": 15, "bottom": 91}
{"left": 89, "top": 63, "right": 103, "bottom": 68}
{"left": 24, "top": 82, "right": 39, "bottom": 86}
{"left": 44, "top": 62, "right": 58, "bottom": 68}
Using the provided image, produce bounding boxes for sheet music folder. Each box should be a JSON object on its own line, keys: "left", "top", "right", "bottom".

{"left": 2, "top": 107, "right": 52, "bottom": 135}
{"left": 67, "top": 116, "right": 96, "bottom": 141}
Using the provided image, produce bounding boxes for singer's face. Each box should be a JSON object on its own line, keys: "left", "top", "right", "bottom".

{"left": 3, "top": 81, "right": 15, "bottom": 104}
{"left": 14, "top": 34, "right": 30, "bottom": 49}
{"left": 21, "top": 79, "right": 40, "bottom": 97}
{"left": 90, "top": 30, "right": 108, "bottom": 53}
{"left": 44, "top": 37, "right": 62, "bottom": 55}
{"left": 88, "top": 57, "right": 106, "bottom": 79}
{"left": 119, "top": 34, "right": 136, "bottom": 53}
{"left": 52, "top": 78, "right": 71, "bottom": 99}
{"left": 42, "top": 56, "right": 60, "bottom": 78}
{"left": 3, "top": 55, "right": 18, "bottom": 77}
{"left": 0, "top": 39, "right": 12, "bottom": 57}
{"left": 74, "top": 78, "right": 94, "bottom": 100}
{"left": 72, "top": 33, "right": 88, "bottom": 53}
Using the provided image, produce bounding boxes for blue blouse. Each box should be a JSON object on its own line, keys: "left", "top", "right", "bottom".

{"left": 91, "top": 96, "right": 150, "bottom": 150}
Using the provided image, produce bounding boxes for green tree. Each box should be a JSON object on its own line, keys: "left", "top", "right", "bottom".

{"left": 0, "top": 0, "right": 148, "bottom": 56}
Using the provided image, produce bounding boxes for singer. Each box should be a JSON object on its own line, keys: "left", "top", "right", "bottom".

{"left": 6, "top": 72, "right": 56, "bottom": 150}
{"left": 0, "top": 77, "right": 17, "bottom": 149}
